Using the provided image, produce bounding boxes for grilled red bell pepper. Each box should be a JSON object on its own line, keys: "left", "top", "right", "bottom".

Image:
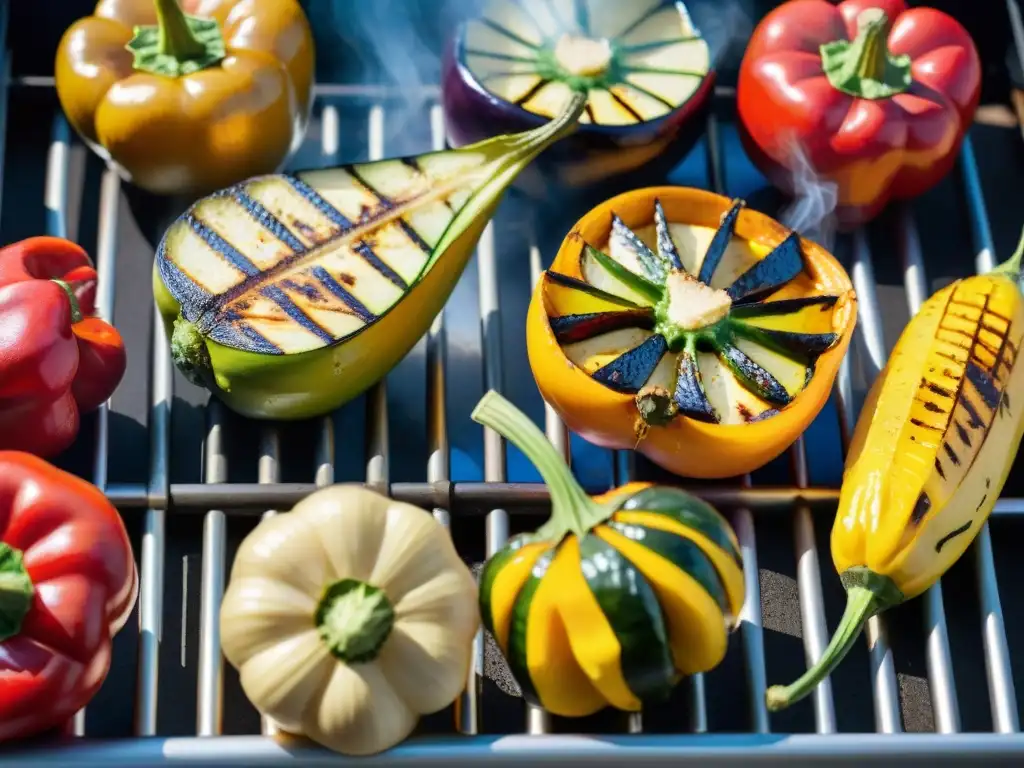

{"left": 0, "top": 237, "right": 126, "bottom": 457}
{"left": 0, "top": 451, "right": 138, "bottom": 742}
{"left": 737, "top": 0, "right": 981, "bottom": 228}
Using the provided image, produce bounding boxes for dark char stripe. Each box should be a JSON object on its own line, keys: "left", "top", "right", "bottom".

{"left": 935, "top": 520, "right": 973, "bottom": 553}
{"left": 286, "top": 175, "right": 356, "bottom": 231}
{"left": 261, "top": 285, "right": 333, "bottom": 344}
{"left": 312, "top": 266, "right": 375, "bottom": 323}
{"left": 234, "top": 190, "right": 306, "bottom": 254}
{"left": 966, "top": 361, "right": 1001, "bottom": 410}
{"left": 354, "top": 242, "right": 409, "bottom": 290}
{"left": 187, "top": 213, "right": 260, "bottom": 277}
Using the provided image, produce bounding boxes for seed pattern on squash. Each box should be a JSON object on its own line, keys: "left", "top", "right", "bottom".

{"left": 541, "top": 199, "right": 845, "bottom": 426}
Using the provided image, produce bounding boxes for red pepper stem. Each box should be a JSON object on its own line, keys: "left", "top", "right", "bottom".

{"left": 471, "top": 390, "right": 612, "bottom": 540}
{"left": 852, "top": 9, "right": 890, "bottom": 82}
{"left": 154, "top": 0, "right": 206, "bottom": 60}
{"left": 0, "top": 542, "right": 35, "bottom": 643}
{"left": 820, "top": 8, "right": 912, "bottom": 100}
{"left": 51, "top": 279, "right": 83, "bottom": 324}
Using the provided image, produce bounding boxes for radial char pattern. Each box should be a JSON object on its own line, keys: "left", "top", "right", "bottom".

{"left": 459, "top": 0, "right": 711, "bottom": 126}
{"left": 543, "top": 200, "right": 844, "bottom": 425}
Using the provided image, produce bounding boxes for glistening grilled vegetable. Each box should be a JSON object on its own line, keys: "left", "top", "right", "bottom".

{"left": 766, "top": 230, "right": 1024, "bottom": 712}
{"left": 219, "top": 485, "right": 479, "bottom": 756}
{"left": 474, "top": 391, "right": 744, "bottom": 717}
{"left": 55, "top": 0, "right": 315, "bottom": 196}
{"left": 442, "top": 0, "right": 713, "bottom": 189}
{"left": 155, "top": 92, "right": 587, "bottom": 420}
{"left": 0, "top": 237, "right": 127, "bottom": 458}
{"left": 0, "top": 452, "right": 138, "bottom": 742}
{"left": 737, "top": 0, "right": 980, "bottom": 228}
{"left": 527, "top": 187, "right": 856, "bottom": 479}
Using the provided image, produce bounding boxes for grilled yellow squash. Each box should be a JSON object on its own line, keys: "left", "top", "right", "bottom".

{"left": 767, "top": 230, "right": 1024, "bottom": 711}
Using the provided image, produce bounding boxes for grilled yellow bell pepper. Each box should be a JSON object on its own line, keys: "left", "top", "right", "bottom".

{"left": 55, "top": 0, "right": 314, "bottom": 196}
{"left": 474, "top": 391, "right": 744, "bottom": 717}
{"left": 767, "top": 229, "right": 1024, "bottom": 712}
{"left": 527, "top": 187, "right": 856, "bottom": 479}
{"left": 154, "top": 93, "right": 587, "bottom": 420}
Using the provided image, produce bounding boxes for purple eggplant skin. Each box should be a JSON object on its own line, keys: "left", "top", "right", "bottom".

{"left": 440, "top": 32, "right": 715, "bottom": 201}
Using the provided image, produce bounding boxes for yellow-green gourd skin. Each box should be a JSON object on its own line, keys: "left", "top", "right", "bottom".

{"left": 153, "top": 94, "right": 587, "bottom": 420}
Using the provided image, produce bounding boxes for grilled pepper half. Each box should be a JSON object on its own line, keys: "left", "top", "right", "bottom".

{"left": 155, "top": 93, "right": 587, "bottom": 420}
{"left": 0, "top": 452, "right": 138, "bottom": 742}
{"left": 0, "top": 237, "right": 127, "bottom": 458}
{"left": 55, "top": 0, "right": 315, "bottom": 196}
{"left": 766, "top": 230, "right": 1024, "bottom": 712}
{"left": 737, "top": 0, "right": 981, "bottom": 228}
{"left": 527, "top": 187, "right": 856, "bottom": 479}
{"left": 443, "top": 0, "right": 714, "bottom": 190}
{"left": 474, "top": 391, "right": 744, "bottom": 716}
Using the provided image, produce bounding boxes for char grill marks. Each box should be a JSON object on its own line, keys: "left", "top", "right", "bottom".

{"left": 909, "top": 284, "right": 1019, "bottom": 501}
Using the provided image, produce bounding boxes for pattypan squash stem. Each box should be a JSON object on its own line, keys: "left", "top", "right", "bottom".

{"left": 471, "top": 390, "right": 609, "bottom": 539}
{"left": 820, "top": 9, "right": 912, "bottom": 100}
{"left": 315, "top": 579, "right": 395, "bottom": 664}
{"left": 0, "top": 542, "right": 34, "bottom": 643}
{"left": 766, "top": 567, "right": 901, "bottom": 711}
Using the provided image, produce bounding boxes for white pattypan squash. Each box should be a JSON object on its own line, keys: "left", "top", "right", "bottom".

{"left": 219, "top": 485, "right": 480, "bottom": 755}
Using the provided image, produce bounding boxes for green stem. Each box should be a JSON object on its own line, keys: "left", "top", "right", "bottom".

{"left": 0, "top": 542, "right": 34, "bottom": 643}
{"left": 154, "top": 0, "right": 205, "bottom": 60}
{"left": 170, "top": 315, "right": 212, "bottom": 388}
{"left": 126, "top": 0, "right": 226, "bottom": 77}
{"left": 765, "top": 568, "right": 902, "bottom": 711}
{"left": 471, "top": 390, "right": 609, "bottom": 539}
{"left": 315, "top": 579, "right": 394, "bottom": 664}
{"left": 820, "top": 9, "right": 912, "bottom": 100}
{"left": 509, "top": 91, "right": 588, "bottom": 156}
{"left": 991, "top": 224, "right": 1024, "bottom": 279}
{"left": 51, "top": 279, "right": 83, "bottom": 324}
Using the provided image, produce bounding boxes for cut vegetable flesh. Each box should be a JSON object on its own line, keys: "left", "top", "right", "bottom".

{"left": 460, "top": 0, "right": 711, "bottom": 126}
{"left": 157, "top": 151, "right": 491, "bottom": 356}
{"left": 545, "top": 200, "right": 842, "bottom": 425}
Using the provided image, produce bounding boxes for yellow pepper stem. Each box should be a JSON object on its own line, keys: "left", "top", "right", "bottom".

{"left": 471, "top": 390, "right": 611, "bottom": 539}
{"left": 126, "top": 0, "right": 226, "bottom": 77}
{"left": 765, "top": 568, "right": 901, "bottom": 712}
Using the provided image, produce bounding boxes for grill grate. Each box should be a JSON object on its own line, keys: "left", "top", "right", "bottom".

{"left": 5, "top": 0, "right": 1024, "bottom": 763}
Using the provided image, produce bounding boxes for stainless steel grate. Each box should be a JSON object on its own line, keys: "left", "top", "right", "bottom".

{"left": 6, "top": 0, "right": 1024, "bottom": 763}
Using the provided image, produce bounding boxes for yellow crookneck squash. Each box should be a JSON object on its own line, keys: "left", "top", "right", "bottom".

{"left": 767, "top": 229, "right": 1024, "bottom": 712}
{"left": 473, "top": 390, "right": 745, "bottom": 717}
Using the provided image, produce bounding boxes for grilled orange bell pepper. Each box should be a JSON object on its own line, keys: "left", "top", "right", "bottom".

{"left": 55, "top": 0, "right": 314, "bottom": 196}
{"left": 527, "top": 187, "right": 857, "bottom": 479}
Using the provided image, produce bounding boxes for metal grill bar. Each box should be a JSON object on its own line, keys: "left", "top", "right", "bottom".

{"left": 9, "top": 732, "right": 1024, "bottom": 766}
{"left": 960, "top": 137, "right": 1020, "bottom": 733}
{"left": 845, "top": 229, "right": 901, "bottom": 733}
{"left": 897, "top": 208, "right": 960, "bottom": 734}
{"left": 706, "top": 112, "right": 765, "bottom": 736}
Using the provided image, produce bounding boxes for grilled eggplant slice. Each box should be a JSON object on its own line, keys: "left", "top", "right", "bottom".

{"left": 442, "top": 0, "right": 714, "bottom": 189}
